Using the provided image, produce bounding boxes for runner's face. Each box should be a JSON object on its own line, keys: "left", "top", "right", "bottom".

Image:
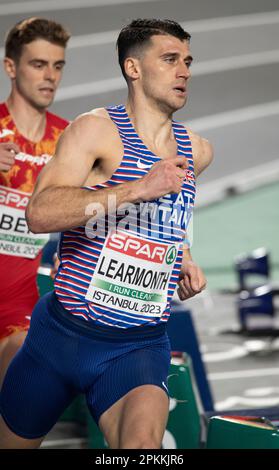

{"left": 12, "top": 39, "right": 65, "bottom": 110}
{"left": 139, "top": 35, "right": 192, "bottom": 113}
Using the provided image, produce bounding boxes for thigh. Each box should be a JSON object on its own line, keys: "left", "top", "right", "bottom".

{"left": 0, "top": 415, "right": 44, "bottom": 449}
{"left": 0, "top": 344, "right": 78, "bottom": 441}
{"left": 89, "top": 337, "right": 171, "bottom": 448}
{"left": 100, "top": 384, "right": 169, "bottom": 449}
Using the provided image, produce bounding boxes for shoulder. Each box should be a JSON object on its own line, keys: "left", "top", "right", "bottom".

{"left": 186, "top": 127, "right": 213, "bottom": 177}
{"left": 65, "top": 107, "right": 116, "bottom": 138}
{"left": 57, "top": 107, "right": 119, "bottom": 155}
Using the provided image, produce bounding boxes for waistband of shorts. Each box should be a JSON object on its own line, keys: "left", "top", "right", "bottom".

{"left": 48, "top": 291, "right": 167, "bottom": 342}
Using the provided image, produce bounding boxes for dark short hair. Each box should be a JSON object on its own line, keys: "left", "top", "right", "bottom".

{"left": 117, "top": 19, "right": 191, "bottom": 80}
{"left": 5, "top": 17, "right": 71, "bottom": 62}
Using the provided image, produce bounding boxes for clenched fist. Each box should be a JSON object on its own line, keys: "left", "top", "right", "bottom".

{"left": 177, "top": 260, "right": 207, "bottom": 300}
{"left": 137, "top": 156, "right": 188, "bottom": 201}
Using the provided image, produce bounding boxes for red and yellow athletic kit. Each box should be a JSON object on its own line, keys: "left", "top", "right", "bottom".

{"left": 0, "top": 102, "right": 68, "bottom": 339}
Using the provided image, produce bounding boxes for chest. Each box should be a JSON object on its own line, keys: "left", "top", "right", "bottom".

{"left": 85, "top": 131, "right": 181, "bottom": 188}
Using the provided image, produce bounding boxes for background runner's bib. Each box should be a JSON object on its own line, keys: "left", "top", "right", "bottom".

{"left": 0, "top": 186, "right": 49, "bottom": 259}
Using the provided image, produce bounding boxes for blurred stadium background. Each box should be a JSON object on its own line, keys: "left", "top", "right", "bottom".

{"left": 1, "top": 0, "right": 279, "bottom": 449}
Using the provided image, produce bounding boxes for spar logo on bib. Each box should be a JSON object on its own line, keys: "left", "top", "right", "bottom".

{"left": 106, "top": 231, "right": 175, "bottom": 264}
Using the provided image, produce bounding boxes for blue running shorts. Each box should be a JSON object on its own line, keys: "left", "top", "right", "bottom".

{"left": 0, "top": 292, "right": 171, "bottom": 439}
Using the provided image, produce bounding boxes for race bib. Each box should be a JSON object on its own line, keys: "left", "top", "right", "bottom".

{"left": 85, "top": 230, "right": 178, "bottom": 318}
{"left": 0, "top": 186, "right": 49, "bottom": 258}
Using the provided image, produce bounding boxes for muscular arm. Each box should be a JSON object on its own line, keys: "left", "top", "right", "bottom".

{"left": 26, "top": 113, "right": 188, "bottom": 233}
{"left": 26, "top": 114, "right": 141, "bottom": 233}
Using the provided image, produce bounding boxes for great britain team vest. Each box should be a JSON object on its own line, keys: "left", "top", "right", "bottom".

{"left": 54, "top": 105, "right": 196, "bottom": 329}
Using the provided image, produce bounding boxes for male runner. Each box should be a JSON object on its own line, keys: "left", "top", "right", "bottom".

{"left": 0, "top": 18, "right": 70, "bottom": 385}
{"left": 0, "top": 19, "right": 213, "bottom": 448}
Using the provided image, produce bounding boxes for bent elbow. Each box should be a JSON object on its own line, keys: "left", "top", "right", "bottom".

{"left": 26, "top": 203, "right": 44, "bottom": 234}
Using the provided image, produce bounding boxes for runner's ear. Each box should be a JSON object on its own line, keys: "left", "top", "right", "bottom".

{"left": 4, "top": 57, "right": 16, "bottom": 80}
{"left": 124, "top": 57, "right": 140, "bottom": 81}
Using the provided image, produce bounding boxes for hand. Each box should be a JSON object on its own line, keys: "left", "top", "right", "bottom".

{"left": 0, "top": 142, "right": 20, "bottom": 172}
{"left": 50, "top": 253, "right": 60, "bottom": 280}
{"left": 177, "top": 260, "right": 207, "bottom": 300}
{"left": 137, "top": 156, "right": 188, "bottom": 201}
